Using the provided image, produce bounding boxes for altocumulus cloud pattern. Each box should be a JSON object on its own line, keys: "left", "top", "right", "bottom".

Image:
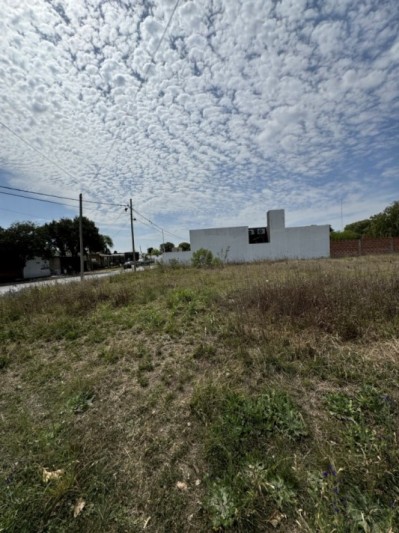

{"left": 0, "top": 0, "right": 398, "bottom": 241}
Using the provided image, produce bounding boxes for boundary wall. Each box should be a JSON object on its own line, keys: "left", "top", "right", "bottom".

{"left": 330, "top": 237, "right": 399, "bottom": 258}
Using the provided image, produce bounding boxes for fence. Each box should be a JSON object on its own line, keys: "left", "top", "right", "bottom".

{"left": 330, "top": 237, "right": 399, "bottom": 258}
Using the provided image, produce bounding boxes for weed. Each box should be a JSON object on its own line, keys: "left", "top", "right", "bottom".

{"left": 206, "top": 481, "right": 240, "bottom": 529}
{"left": 67, "top": 390, "right": 96, "bottom": 414}
{"left": 98, "top": 346, "right": 120, "bottom": 363}
{"left": 192, "top": 248, "right": 214, "bottom": 268}
{"left": 137, "top": 374, "right": 149, "bottom": 387}
{"left": 0, "top": 354, "right": 10, "bottom": 371}
{"left": 138, "top": 359, "right": 155, "bottom": 373}
{"left": 193, "top": 343, "right": 216, "bottom": 360}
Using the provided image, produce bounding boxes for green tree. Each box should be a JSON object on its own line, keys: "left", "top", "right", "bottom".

{"left": 101, "top": 235, "right": 114, "bottom": 253}
{"left": 369, "top": 201, "right": 399, "bottom": 237}
{"left": 178, "top": 242, "right": 191, "bottom": 251}
{"left": 0, "top": 222, "right": 49, "bottom": 274}
{"left": 344, "top": 219, "right": 371, "bottom": 236}
{"left": 330, "top": 230, "right": 361, "bottom": 240}
{"left": 160, "top": 242, "right": 175, "bottom": 253}
{"left": 43, "top": 217, "right": 110, "bottom": 256}
{"left": 344, "top": 202, "right": 399, "bottom": 238}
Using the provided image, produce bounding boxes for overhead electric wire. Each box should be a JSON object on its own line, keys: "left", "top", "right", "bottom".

{"left": 0, "top": 119, "right": 77, "bottom": 183}
{"left": 149, "top": 0, "right": 181, "bottom": 63}
{"left": 0, "top": 206, "right": 56, "bottom": 221}
{"left": 0, "top": 185, "right": 126, "bottom": 207}
{"left": 0, "top": 190, "right": 78, "bottom": 208}
{"left": 0, "top": 1, "right": 185, "bottom": 244}
{"left": 133, "top": 208, "right": 185, "bottom": 241}
{"left": 0, "top": 184, "right": 185, "bottom": 240}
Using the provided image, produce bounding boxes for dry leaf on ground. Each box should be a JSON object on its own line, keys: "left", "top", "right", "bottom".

{"left": 42, "top": 468, "right": 64, "bottom": 483}
{"left": 73, "top": 498, "right": 86, "bottom": 518}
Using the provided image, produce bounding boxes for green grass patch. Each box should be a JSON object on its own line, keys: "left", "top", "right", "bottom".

{"left": 1, "top": 256, "right": 399, "bottom": 531}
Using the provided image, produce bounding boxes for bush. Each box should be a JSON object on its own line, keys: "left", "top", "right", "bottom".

{"left": 191, "top": 248, "right": 214, "bottom": 268}
{"left": 330, "top": 230, "right": 360, "bottom": 240}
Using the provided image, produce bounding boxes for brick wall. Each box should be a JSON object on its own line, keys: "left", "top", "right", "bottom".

{"left": 330, "top": 237, "right": 399, "bottom": 258}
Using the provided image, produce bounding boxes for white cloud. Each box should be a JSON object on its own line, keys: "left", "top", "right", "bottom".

{"left": 0, "top": 0, "right": 398, "bottom": 250}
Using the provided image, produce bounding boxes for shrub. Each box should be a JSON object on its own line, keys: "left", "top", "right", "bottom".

{"left": 191, "top": 248, "right": 214, "bottom": 268}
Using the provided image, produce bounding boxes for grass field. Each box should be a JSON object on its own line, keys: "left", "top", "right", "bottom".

{"left": 1, "top": 255, "right": 399, "bottom": 532}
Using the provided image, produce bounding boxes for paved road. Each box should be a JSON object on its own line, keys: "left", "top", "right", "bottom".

{"left": 0, "top": 269, "right": 125, "bottom": 296}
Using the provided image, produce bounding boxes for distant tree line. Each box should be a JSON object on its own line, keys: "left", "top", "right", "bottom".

{"left": 0, "top": 217, "right": 113, "bottom": 275}
{"left": 147, "top": 242, "right": 191, "bottom": 255}
{"left": 331, "top": 201, "right": 399, "bottom": 240}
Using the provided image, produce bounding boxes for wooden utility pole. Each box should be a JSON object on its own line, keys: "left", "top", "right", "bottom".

{"left": 79, "top": 193, "right": 84, "bottom": 280}
{"left": 129, "top": 198, "right": 137, "bottom": 272}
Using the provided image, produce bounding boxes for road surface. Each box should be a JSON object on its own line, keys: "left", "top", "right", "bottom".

{"left": 0, "top": 269, "right": 126, "bottom": 296}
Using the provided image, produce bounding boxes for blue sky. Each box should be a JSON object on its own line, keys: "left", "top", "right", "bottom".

{"left": 0, "top": 0, "right": 398, "bottom": 252}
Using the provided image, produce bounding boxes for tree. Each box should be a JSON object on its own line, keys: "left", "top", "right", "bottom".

{"left": 345, "top": 202, "right": 399, "bottom": 238}
{"left": 330, "top": 230, "right": 360, "bottom": 241}
{"left": 43, "top": 217, "right": 111, "bottom": 256}
{"left": 178, "top": 242, "right": 191, "bottom": 251}
{"left": 369, "top": 201, "right": 399, "bottom": 237}
{"left": 344, "top": 219, "right": 371, "bottom": 237}
{"left": 160, "top": 242, "right": 174, "bottom": 253}
{"left": 101, "top": 235, "right": 113, "bottom": 253}
{"left": 0, "top": 222, "right": 49, "bottom": 275}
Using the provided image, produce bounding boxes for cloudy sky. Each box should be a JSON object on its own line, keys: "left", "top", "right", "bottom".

{"left": 0, "top": 0, "right": 398, "bottom": 252}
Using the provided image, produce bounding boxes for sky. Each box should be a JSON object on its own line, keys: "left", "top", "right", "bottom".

{"left": 0, "top": 0, "right": 398, "bottom": 253}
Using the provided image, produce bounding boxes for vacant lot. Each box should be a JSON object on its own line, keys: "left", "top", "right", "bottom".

{"left": 1, "top": 255, "right": 399, "bottom": 532}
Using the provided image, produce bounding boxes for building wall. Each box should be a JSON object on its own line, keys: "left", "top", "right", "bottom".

{"left": 160, "top": 250, "right": 193, "bottom": 263}
{"left": 23, "top": 257, "right": 51, "bottom": 279}
{"left": 162, "top": 210, "right": 330, "bottom": 265}
{"left": 190, "top": 226, "right": 249, "bottom": 262}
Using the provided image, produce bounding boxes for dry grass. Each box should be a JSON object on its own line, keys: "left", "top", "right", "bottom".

{"left": 1, "top": 255, "right": 399, "bottom": 532}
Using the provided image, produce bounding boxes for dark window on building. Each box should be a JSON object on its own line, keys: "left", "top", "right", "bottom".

{"left": 249, "top": 227, "right": 269, "bottom": 244}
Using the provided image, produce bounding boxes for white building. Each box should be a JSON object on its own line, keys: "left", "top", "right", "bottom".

{"left": 162, "top": 210, "right": 330, "bottom": 264}
{"left": 23, "top": 257, "right": 51, "bottom": 279}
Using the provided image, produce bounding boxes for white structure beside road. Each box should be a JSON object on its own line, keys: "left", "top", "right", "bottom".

{"left": 23, "top": 257, "right": 51, "bottom": 279}
{"left": 162, "top": 210, "right": 330, "bottom": 264}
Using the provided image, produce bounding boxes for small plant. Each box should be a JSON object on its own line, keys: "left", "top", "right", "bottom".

{"left": 67, "top": 390, "right": 96, "bottom": 414}
{"left": 137, "top": 373, "right": 149, "bottom": 387}
{"left": 138, "top": 359, "right": 154, "bottom": 373}
{"left": 191, "top": 248, "right": 214, "bottom": 268}
{"left": 193, "top": 343, "right": 216, "bottom": 360}
{"left": 98, "top": 347, "right": 120, "bottom": 363}
{"left": 206, "top": 481, "right": 239, "bottom": 529}
{"left": 0, "top": 354, "right": 10, "bottom": 371}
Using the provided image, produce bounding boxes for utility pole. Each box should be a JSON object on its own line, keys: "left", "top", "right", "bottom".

{"left": 79, "top": 193, "right": 84, "bottom": 281}
{"left": 162, "top": 229, "right": 165, "bottom": 253}
{"left": 129, "top": 198, "right": 137, "bottom": 272}
{"left": 340, "top": 197, "right": 344, "bottom": 231}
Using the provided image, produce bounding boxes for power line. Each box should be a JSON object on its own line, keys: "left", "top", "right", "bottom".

{"left": 0, "top": 188, "right": 186, "bottom": 241}
{"left": 134, "top": 211, "right": 185, "bottom": 241}
{"left": 0, "top": 206, "right": 57, "bottom": 221}
{"left": 0, "top": 185, "right": 126, "bottom": 207}
{"left": 0, "top": 190, "right": 78, "bottom": 208}
{"left": 149, "top": 0, "right": 181, "bottom": 63}
{"left": 0, "top": 1, "right": 184, "bottom": 242}
{"left": 0, "top": 119, "right": 77, "bottom": 183}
